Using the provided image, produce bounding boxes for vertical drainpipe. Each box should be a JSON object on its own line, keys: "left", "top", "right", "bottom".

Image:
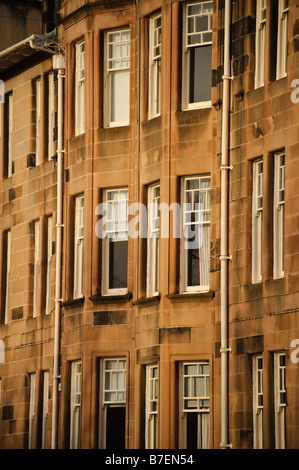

{"left": 51, "top": 54, "right": 65, "bottom": 449}
{"left": 220, "top": 0, "right": 232, "bottom": 449}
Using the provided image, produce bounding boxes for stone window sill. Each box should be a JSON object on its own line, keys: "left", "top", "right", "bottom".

{"left": 89, "top": 293, "right": 133, "bottom": 304}
{"left": 132, "top": 295, "right": 160, "bottom": 308}
{"left": 61, "top": 297, "right": 85, "bottom": 309}
{"left": 166, "top": 291, "right": 215, "bottom": 303}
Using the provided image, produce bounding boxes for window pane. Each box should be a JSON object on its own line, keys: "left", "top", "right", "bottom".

{"left": 109, "top": 239, "right": 128, "bottom": 289}
{"left": 185, "top": 192, "right": 193, "bottom": 209}
{"left": 110, "top": 32, "right": 121, "bottom": 43}
{"left": 279, "top": 368, "right": 284, "bottom": 390}
{"left": 107, "top": 30, "right": 130, "bottom": 125}
{"left": 122, "top": 59, "right": 130, "bottom": 68}
{"left": 122, "top": 30, "right": 130, "bottom": 41}
{"left": 280, "top": 354, "right": 285, "bottom": 367}
{"left": 184, "top": 376, "right": 190, "bottom": 396}
{"left": 104, "top": 189, "right": 128, "bottom": 292}
{"left": 103, "top": 359, "right": 126, "bottom": 404}
{"left": 203, "top": 2, "right": 213, "bottom": 14}
{"left": 200, "top": 399, "right": 210, "bottom": 409}
{"left": 196, "top": 15, "right": 208, "bottom": 32}
{"left": 106, "top": 360, "right": 117, "bottom": 370}
{"left": 109, "top": 44, "right": 114, "bottom": 59}
{"left": 199, "top": 190, "right": 207, "bottom": 209}
{"left": 108, "top": 31, "right": 130, "bottom": 67}
{"left": 188, "top": 33, "right": 202, "bottom": 45}
{"left": 118, "top": 372, "right": 125, "bottom": 389}
{"left": 188, "top": 17, "right": 194, "bottom": 34}
{"left": 194, "top": 377, "right": 205, "bottom": 397}
{"left": 187, "top": 2, "right": 213, "bottom": 46}
{"left": 185, "top": 399, "right": 197, "bottom": 409}
{"left": 188, "top": 246, "right": 199, "bottom": 286}
{"left": 186, "top": 178, "right": 199, "bottom": 191}
{"left": 280, "top": 392, "right": 286, "bottom": 405}
{"left": 154, "top": 45, "right": 161, "bottom": 58}
{"left": 154, "top": 380, "right": 158, "bottom": 399}
{"left": 183, "top": 362, "right": 210, "bottom": 415}
{"left": 105, "top": 391, "right": 116, "bottom": 402}
{"left": 258, "top": 395, "right": 263, "bottom": 407}
{"left": 185, "top": 364, "right": 197, "bottom": 375}
{"left": 203, "top": 32, "right": 212, "bottom": 43}
{"left": 151, "top": 401, "right": 157, "bottom": 412}
{"left": 110, "top": 69, "right": 130, "bottom": 123}
{"left": 183, "top": 177, "right": 211, "bottom": 290}
{"left": 189, "top": 45, "right": 212, "bottom": 103}
{"left": 188, "top": 4, "right": 201, "bottom": 15}
{"left": 105, "top": 373, "right": 110, "bottom": 390}
{"left": 111, "top": 372, "right": 119, "bottom": 389}
{"left": 75, "top": 41, "right": 85, "bottom": 135}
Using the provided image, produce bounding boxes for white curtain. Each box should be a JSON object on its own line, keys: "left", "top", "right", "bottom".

{"left": 199, "top": 225, "right": 210, "bottom": 287}
{"left": 198, "top": 413, "right": 210, "bottom": 449}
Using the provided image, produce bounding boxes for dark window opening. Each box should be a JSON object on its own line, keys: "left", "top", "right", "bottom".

{"left": 106, "top": 406, "right": 125, "bottom": 449}
{"left": 186, "top": 413, "right": 198, "bottom": 449}
{"left": 189, "top": 45, "right": 212, "bottom": 103}
{"left": 109, "top": 239, "right": 128, "bottom": 290}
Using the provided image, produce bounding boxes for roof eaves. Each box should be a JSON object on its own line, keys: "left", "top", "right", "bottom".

{"left": 0, "top": 33, "right": 56, "bottom": 79}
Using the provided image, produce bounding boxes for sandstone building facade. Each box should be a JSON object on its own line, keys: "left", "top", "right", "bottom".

{"left": 0, "top": 0, "right": 299, "bottom": 450}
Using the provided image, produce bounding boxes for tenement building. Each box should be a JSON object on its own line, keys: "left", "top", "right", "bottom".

{"left": 0, "top": 0, "right": 299, "bottom": 450}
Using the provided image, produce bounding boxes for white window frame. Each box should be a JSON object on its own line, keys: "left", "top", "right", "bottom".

{"left": 182, "top": 2, "right": 213, "bottom": 110}
{"left": 102, "top": 188, "right": 128, "bottom": 296}
{"left": 277, "top": 0, "right": 289, "bottom": 80}
{"left": 74, "top": 195, "right": 84, "bottom": 299}
{"left": 253, "top": 355, "right": 263, "bottom": 449}
{"left": 46, "top": 216, "right": 53, "bottom": 314}
{"left": 252, "top": 160, "right": 263, "bottom": 283}
{"left": 104, "top": 29, "right": 130, "bottom": 128}
{"left": 148, "top": 13, "right": 162, "bottom": 119}
{"left": 33, "top": 220, "right": 40, "bottom": 317}
{"left": 147, "top": 184, "right": 160, "bottom": 297}
{"left": 145, "top": 364, "right": 158, "bottom": 449}
{"left": 180, "top": 175, "right": 211, "bottom": 293}
{"left": 28, "top": 372, "right": 36, "bottom": 449}
{"left": 98, "top": 357, "right": 127, "bottom": 449}
{"left": 255, "top": 0, "right": 266, "bottom": 89}
{"left": 273, "top": 152, "right": 285, "bottom": 279}
{"left": 70, "top": 360, "right": 82, "bottom": 449}
{"left": 4, "top": 230, "right": 11, "bottom": 324}
{"left": 103, "top": 358, "right": 127, "bottom": 405}
{"left": 7, "top": 93, "right": 13, "bottom": 177}
{"left": 75, "top": 40, "right": 85, "bottom": 136}
{"left": 42, "top": 370, "right": 49, "bottom": 449}
{"left": 48, "top": 72, "right": 55, "bottom": 160}
{"left": 35, "top": 78, "right": 42, "bottom": 165}
{"left": 274, "top": 352, "right": 286, "bottom": 449}
{"left": 179, "top": 361, "right": 210, "bottom": 449}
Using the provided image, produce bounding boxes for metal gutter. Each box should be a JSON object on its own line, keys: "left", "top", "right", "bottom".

{"left": 51, "top": 53, "right": 65, "bottom": 449}
{"left": 220, "top": 0, "right": 233, "bottom": 450}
